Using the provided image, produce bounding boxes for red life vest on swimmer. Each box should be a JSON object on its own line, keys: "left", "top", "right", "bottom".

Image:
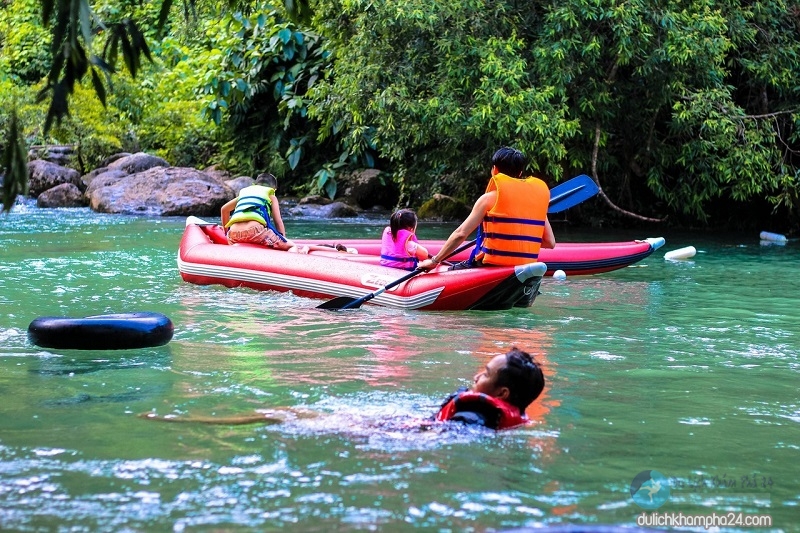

{"left": 380, "top": 227, "right": 419, "bottom": 270}
{"left": 435, "top": 390, "right": 528, "bottom": 430}
{"left": 473, "top": 173, "right": 550, "bottom": 266}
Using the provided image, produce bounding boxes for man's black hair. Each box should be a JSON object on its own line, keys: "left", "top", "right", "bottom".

{"left": 491, "top": 147, "right": 527, "bottom": 178}
{"left": 495, "top": 347, "right": 545, "bottom": 411}
{"left": 255, "top": 173, "right": 278, "bottom": 188}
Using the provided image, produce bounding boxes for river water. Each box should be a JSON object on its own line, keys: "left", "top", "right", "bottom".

{"left": 1, "top": 203, "right": 797, "bottom": 531}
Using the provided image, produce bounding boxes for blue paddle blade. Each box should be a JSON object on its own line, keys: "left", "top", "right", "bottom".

{"left": 548, "top": 174, "right": 599, "bottom": 213}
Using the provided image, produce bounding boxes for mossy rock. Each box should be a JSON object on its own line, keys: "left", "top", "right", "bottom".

{"left": 417, "top": 194, "right": 470, "bottom": 221}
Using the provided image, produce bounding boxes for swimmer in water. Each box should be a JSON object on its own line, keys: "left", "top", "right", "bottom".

{"left": 140, "top": 347, "right": 544, "bottom": 431}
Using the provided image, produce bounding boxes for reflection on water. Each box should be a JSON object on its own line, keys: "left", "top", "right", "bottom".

{"left": 1, "top": 208, "right": 798, "bottom": 529}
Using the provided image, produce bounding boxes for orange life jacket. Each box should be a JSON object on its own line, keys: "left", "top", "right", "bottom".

{"left": 475, "top": 173, "right": 550, "bottom": 266}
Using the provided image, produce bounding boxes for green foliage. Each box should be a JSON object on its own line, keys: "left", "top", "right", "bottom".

{"left": 1, "top": 108, "right": 29, "bottom": 213}
{"left": 304, "top": 0, "right": 800, "bottom": 223}
{"left": 109, "top": 42, "right": 217, "bottom": 167}
{"left": 530, "top": 0, "right": 800, "bottom": 222}
{"left": 47, "top": 83, "right": 129, "bottom": 172}
{"left": 0, "top": 78, "right": 51, "bottom": 151}
{"left": 308, "top": 0, "right": 580, "bottom": 204}
{"left": 0, "top": 0, "right": 52, "bottom": 82}
{"left": 0, "top": 79, "right": 33, "bottom": 133}
{"left": 312, "top": 153, "right": 349, "bottom": 199}
{"left": 313, "top": 164, "right": 337, "bottom": 199}
{"left": 197, "top": 8, "right": 331, "bottom": 181}
{"left": 34, "top": 0, "right": 157, "bottom": 134}
{"left": 3, "top": 0, "right": 800, "bottom": 226}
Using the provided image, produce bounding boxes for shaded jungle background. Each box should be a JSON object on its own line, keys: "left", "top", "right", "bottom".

{"left": 1, "top": 0, "right": 799, "bottom": 231}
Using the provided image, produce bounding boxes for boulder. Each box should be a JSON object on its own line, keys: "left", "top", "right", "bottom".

{"left": 288, "top": 201, "right": 359, "bottom": 218}
{"left": 81, "top": 166, "right": 109, "bottom": 189}
{"left": 298, "top": 194, "right": 332, "bottom": 205}
{"left": 28, "top": 160, "right": 82, "bottom": 197}
{"left": 37, "top": 183, "right": 85, "bottom": 208}
{"left": 83, "top": 169, "right": 129, "bottom": 202}
{"left": 337, "top": 169, "right": 398, "bottom": 209}
{"left": 107, "top": 152, "right": 169, "bottom": 174}
{"left": 417, "top": 193, "right": 470, "bottom": 221}
{"left": 224, "top": 176, "right": 255, "bottom": 198}
{"left": 99, "top": 153, "right": 132, "bottom": 167}
{"left": 320, "top": 202, "right": 360, "bottom": 218}
{"left": 203, "top": 165, "right": 236, "bottom": 184}
{"left": 88, "top": 166, "right": 233, "bottom": 216}
{"left": 28, "top": 145, "right": 75, "bottom": 167}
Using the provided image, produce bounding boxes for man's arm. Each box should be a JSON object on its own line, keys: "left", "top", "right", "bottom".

{"left": 220, "top": 198, "right": 237, "bottom": 227}
{"left": 418, "top": 192, "right": 495, "bottom": 270}
{"left": 542, "top": 217, "right": 556, "bottom": 248}
{"left": 139, "top": 406, "right": 319, "bottom": 426}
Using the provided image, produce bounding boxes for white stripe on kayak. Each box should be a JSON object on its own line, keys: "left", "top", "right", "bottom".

{"left": 177, "top": 257, "right": 444, "bottom": 309}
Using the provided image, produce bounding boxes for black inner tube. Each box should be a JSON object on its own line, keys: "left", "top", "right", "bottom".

{"left": 27, "top": 312, "right": 174, "bottom": 350}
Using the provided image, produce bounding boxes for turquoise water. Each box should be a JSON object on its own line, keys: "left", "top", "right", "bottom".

{"left": 1, "top": 203, "right": 797, "bottom": 531}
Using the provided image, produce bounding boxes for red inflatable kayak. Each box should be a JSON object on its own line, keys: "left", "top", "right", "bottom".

{"left": 291, "top": 237, "right": 665, "bottom": 276}
{"left": 179, "top": 223, "right": 548, "bottom": 311}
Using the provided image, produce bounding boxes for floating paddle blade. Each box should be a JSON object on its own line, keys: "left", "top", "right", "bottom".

{"left": 318, "top": 268, "right": 425, "bottom": 310}
{"left": 316, "top": 296, "right": 359, "bottom": 310}
{"left": 548, "top": 174, "right": 599, "bottom": 213}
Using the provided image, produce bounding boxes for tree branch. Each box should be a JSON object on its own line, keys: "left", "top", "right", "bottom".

{"left": 739, "top": 107, "right": 800, "bottom": 120}
{"left": 591, "top": 123, "right": 665, "bottom": 223}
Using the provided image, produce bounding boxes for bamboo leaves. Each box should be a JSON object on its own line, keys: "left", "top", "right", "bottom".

{"left": 2, "top": 110, "right": 28, "bottom": 213}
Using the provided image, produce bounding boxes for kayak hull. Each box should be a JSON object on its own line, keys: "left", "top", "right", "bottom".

{"left": 178, "top": 224, "right": 547, "bottom": 311}
{"left": 291, "top": 237, "right": 665, "bottom": 276}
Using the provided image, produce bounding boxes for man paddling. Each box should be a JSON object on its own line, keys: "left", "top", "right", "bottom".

{"left": 418, "top": 147, "right": 555, "bottom": 271}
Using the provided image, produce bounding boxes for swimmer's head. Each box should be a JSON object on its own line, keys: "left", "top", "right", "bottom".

{"left": 472, "top": 347, "right": 544, "bottom": 411}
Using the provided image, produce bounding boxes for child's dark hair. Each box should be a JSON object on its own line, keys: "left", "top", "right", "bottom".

{"left": 491, "top": 147, "right": 527, "bottom": 178}
{"left": 495, "top": 347, "right": 545, "bottom": 411}
{"left": 255, "top": 173, "right": 278, "bottom": 188}
{"left": 389, "top": 209, "right": 418, "bottom": 241}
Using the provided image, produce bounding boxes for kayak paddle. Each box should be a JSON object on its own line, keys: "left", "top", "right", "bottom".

{"left": 316, "top": 238, "right": 478, "bottom": 310}
{"left": 317, "top": 173, "right": 599, "bottom": 310}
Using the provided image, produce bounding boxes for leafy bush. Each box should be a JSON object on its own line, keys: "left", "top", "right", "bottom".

{"left": 308, "top": 0, "right": 579, "bottom": 206}
{"left": 45, "top": 84, "right": 128, "bottom": 172}
{"left": 197, "top": 9, "right": 332, "bottom": 183}
{"left": 112, "top": 41, "right": 218, "bottom": 167}
{"left": 0, "top": 0, "right": 51, "bottom": 83}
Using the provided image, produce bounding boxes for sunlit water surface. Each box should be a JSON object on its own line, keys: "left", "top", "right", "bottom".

{"left": 1, "top": 203, "right": 797, "bottom": 531}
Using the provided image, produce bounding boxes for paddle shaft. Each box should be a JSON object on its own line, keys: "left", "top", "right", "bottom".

{"left": 334, "top": 238, "right": 478, "bottom": 310}
{"left": 341, "top": 269, "right": 422, "bottom": 309}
